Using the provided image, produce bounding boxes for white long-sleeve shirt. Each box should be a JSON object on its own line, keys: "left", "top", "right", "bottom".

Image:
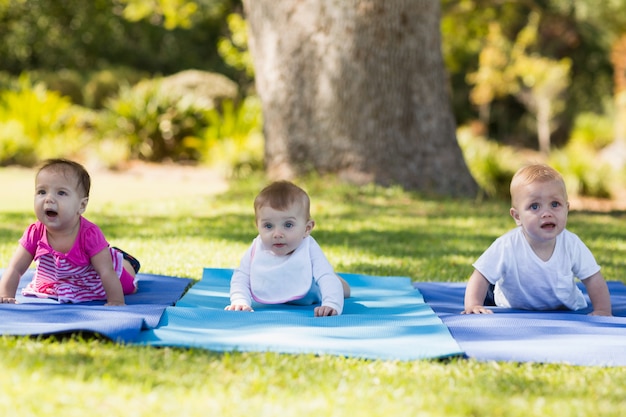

{"left": 230, "top": 236, "right": 344, "bottom": 314}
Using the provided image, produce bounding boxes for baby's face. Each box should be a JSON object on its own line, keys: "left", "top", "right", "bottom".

{"left": 34, "top": 168, "right": 88, "bottom": 231}
{"left": 256, "top": 203, "right": 313, "bottom": 256}
{"left": 510, "top": 179, "right": 568, "bottom": 244}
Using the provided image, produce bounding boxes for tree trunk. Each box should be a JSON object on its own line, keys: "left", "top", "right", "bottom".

{"left": 243, "top": 0, "right": 478, "bottom": 197}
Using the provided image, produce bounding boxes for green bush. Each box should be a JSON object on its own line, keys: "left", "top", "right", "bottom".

{"left": 549, "top": 142, "right": 614, "bottom": 199}
{"left": 457, "top": 126, "right": 521, "bottom": 200}
{"left": 103, "top": 79, "right": 213, "bottom": 162}
{"left": 83, "top": 67, "right": 147, "bottom": 109}
{"left": 100, "top": 70, "right": 258, "bottom": 167}
{"left": 203, "top": 95, "right": 264, "bottom": 177}
{"left": 0, "top": 75, "right": 90, "bottom": 166}
{"left": 28, "top": 69, "right": 85, "bottom": 105}
{"left": 569, "top": 112, "right": 614, "bottom": 150}
{"left": 459, "top": 123, "right": 616, "bottom": 201}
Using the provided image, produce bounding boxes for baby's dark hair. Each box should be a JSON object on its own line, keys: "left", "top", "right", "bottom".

{"left": 38, "top": 158, "right": 91, "bottom": 198}
{"left": 254, "top": 181, "right": 311, "bottom": 220}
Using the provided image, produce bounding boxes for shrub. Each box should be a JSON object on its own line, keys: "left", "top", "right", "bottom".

{"left": 0, "top": 75, "right": 90, "bottom": 166}
{"left": 202, "top": 95, "right": 264, "bottom": 177}
{"left": 28, "top": 69, "right": 85, "bottom": 105}
{"left": 102, "top": 70, "right": 240, "bottom": 164}
{"left": 83, "top": 67, "right": 147, "bottom": 109}
{"left": 569, "top": 112, "right": 614, "bottom": 150}
{"left": 549, "top": 142, "right": 614, "bottom": 199}
{"left": 104, "top": 79, "right": 211, "bottom": 162}
{"left": 457, "top": 126, "right": 522, "bottom": 200}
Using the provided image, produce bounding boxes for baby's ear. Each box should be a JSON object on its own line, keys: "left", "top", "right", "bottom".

{"left": 79, "top": 197, "right": 89, "bottom": 214}
{"left": 305, "top": 219, "right": 315, "bottom": 236}
{"left": 509, "top": 207, "right": 522, "bottom": 225}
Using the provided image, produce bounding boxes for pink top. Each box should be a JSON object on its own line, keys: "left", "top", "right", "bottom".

{"left": 19, "top": 217, "right": 123, "bottom": 303}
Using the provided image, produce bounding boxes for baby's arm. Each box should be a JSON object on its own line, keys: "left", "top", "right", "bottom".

{"left": 314, "top": 272, "right": 344, "bottom": 317}
{"left": 583, "top": 271, "right": 612, "bottom": 316}
{"left": 0, "top": 245, "right": 34, "bottom": 303}
{"left": 225, "top": 256, "right": 254, "bottom": 312}
{"left": 91, "top": 248, "right": 125, "bottom": 306}
{"left": 313, "top": 273, "right": 350, "bottom": 316}
{"left": 462, "top": 269, "right": 494, "bottom": 314}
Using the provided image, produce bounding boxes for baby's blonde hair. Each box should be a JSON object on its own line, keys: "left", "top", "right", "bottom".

{"left": 510, "top": 164, "right": 567, "bottom": 206}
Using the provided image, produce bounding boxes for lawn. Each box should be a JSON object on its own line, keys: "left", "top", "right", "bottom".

{"left": 1, "top": 166, "right": 626, "bottom": 417}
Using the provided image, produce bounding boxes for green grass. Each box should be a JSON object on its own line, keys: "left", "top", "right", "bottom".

{"left": 1, "top": 169, "right": 626, "bottom": 416}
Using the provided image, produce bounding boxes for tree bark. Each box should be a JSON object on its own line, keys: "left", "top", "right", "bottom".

{"left": 243, "top": 0, "right": 478, "bottom": 197}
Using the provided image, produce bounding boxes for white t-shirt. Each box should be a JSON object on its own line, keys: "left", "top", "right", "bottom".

{"left": 473, "top": 227, "right": 600, "bottom": 310}
{"left": 230, "top": 236, "right": 344, "bottom": 314}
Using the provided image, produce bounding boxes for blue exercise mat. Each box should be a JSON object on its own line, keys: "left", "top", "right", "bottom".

{"left": 414, "top": 281, "right": 626, "bottom": 366}
{"left": 134, "top": 268, "right": 464, "bottom": 361}
{"left": 0, "top": 269, "right": 193, "bottom": 342}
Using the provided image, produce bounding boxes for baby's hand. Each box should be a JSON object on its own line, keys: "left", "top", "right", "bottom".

{"left": 225, "top": 304, "right": 254, "bottom": 312}
{"left": 0, "top": 297, "right": 17, "bottom": 304}
{"left": 461, "top": 305, "right": 493, "bottom": 314}
{"left": 589, "top": 309, "right": 612, "bottom": 317}
{"left": 314, "top": 306, "right": 338, "bottom": 317}
{"left": 105, "top": 301, "right": 126, "bottom": 307}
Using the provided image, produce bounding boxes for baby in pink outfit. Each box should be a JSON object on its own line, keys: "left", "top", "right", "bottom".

{"left": 0, "top": 159, "right": 139, "bottom": 305}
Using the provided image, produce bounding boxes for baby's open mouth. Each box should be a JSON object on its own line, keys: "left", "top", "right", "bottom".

{"left": 541, "top": 222, "right": 556, "bottom": 229}
{"left": 45, "top": 210, "right": 58, "bottom": 217}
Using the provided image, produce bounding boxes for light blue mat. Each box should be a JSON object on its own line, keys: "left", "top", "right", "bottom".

{"left": 134, "top": 268, "right": 464, "bottom": 361}
{"left": 415, "top": 281, "right": 626, "bottom": 366}
{"left": 0, "top": 269, "right": 193, "bottom": 342}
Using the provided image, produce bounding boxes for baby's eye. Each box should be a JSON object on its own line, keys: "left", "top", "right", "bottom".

{"left": 36, "top": 189, "right": 46, "bottom": 195}
{"left": 551, "top": 201, "right": 560, "bottom": 208}
{"left": 530, "top": 203, "right": 539, "bottom": 210}
{"left": 262, "top": 223, "right": 273, "bottom": 230}
{"left": 284, "top": 222, "right": 294, "bottom": 229}
{"left": 58, "top": 191, "right": 67, "bottom": 196}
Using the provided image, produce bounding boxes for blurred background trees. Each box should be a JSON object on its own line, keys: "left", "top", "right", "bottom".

{"left": 0, "top": 0, "right": 624, "bottom": 199}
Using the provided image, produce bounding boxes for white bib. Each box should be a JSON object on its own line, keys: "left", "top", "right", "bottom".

{"left": 249, "top": 237, "right": 313, "bottom": 304}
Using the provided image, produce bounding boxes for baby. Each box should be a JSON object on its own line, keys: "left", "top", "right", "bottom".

{"left": 463, "top": 164, "right": 612, "bottom": 316}
{"left": 225, "top": 180, "right": 350, "bottom": 316}
{"left": 0, "top": 159, "right": 140, "bottom": 306}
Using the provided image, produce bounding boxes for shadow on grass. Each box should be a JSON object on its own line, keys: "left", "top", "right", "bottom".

{"left": 3, "top": 185, "right": 626, "bottom": 282}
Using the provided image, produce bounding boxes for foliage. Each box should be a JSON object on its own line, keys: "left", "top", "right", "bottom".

{"left": 0, "top": 0, "right": 236, "bottom": 75}
{"left": 0, "top": 68, "right": 262, "bottom": 171}
{"left": 0, "top": 0, "right": 624, "bottom": 195}
{"left": 2, "top": 170, "right": 626, "bottom": 416}
{"left": 467, "top": 11, "right": 572, "bottom": 154}
{"left": 0, "top": 75, "right": 91, "bottom": 166}
{"left": 549, "top": 142, "right": 615, "bottom": 199}
{"left": 457, "top": 126, "right": 522, "bottom": 200}
{"left": 203, "top": 95, "right": 264, "bottom": 177}
{"left": 118, "top": 0, "right": 234, "bottom": 30}
{"left": 217, "top": 12, "right": 255, "bottom": 90}
{"left": 83, "top": 67, "right": 149, "bottom": 109}
{"left": 119, "top": 0, "right": 199, "bottom": 29}
{"left": 101, "top": 71, "right": 259, "bottom": 167}
{"left": 459, "top": 122, "right": 616, "bottom": 200}
{"left": 569, "top": 112, "right": 615, "bottom": 150}
{"left": 103, "top": 79, "right": 213, "bottom": 162}
{"left": 442, "top": 0, "right": 615, "bottom": 148}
